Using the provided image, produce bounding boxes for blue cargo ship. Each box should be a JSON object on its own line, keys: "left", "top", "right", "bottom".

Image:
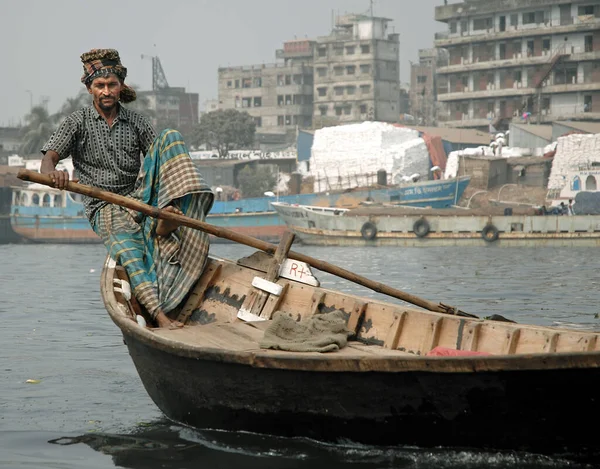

{"left": 10, "top": 171, "right": 470, "bottom": 243}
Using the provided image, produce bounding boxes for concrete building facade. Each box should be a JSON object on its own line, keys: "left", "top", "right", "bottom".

{"left": 138, "top": 87, "right": 199, "bottom": 131}
{"left": 434, "top": 0, "right": 600, "bottom": 130}
{"left": 313, "top": 15, "right": 401, "bottom": 127}
{"left": 218, "top": 39, "right": 314, "bottom": 144}
{"left": 216, "top": 14, "right": 401, "bottom": 143}
{"left": 409, "top": 48, "right": 448, "bottom": 125}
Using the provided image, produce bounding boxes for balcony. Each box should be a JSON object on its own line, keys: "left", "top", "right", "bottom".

{"left": 435, "top": 17, "right": 600, "bottom": 47}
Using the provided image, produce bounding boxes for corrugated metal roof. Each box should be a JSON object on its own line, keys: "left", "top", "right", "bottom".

{"left": 555, "top": 121, "right": 600, "bottom": 134}
{"left": 511, "top": 123, "right": 553, "bottom": 141}
{"left": 403, "top": 126, "right": 490, "bottom": 144}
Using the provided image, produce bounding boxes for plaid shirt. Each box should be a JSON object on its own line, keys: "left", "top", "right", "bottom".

{"left": 42, "top": 104, "right": 156, "bottom": 222}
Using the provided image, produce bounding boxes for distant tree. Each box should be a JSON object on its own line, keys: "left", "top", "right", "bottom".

{"left": 237, "top": 164, "right": 276, "bottom": 198}
{"left": 56, "top": 89, "right": 90, "bottom": 119}
{"left": 191, "top": 109, "right": 256, "bottom": 157}
{"left": 20, "top": 106, "right": 56, "bottom": 155}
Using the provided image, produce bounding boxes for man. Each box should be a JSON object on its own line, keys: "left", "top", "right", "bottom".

{"left": 40, "top": 49, "right": 214, "bottom": 328}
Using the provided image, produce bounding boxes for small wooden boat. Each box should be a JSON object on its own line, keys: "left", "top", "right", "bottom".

{"left": 100, "top": 245, "right": 600, "bottom": 455}
{"left": 18, "top": 169, "right": 600, "bottom": 457}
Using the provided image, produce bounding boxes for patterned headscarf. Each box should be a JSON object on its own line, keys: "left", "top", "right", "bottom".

{"left": 80, "top": 49, "right": 137, "bottom": 103}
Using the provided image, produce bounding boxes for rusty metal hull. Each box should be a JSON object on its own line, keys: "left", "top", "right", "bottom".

{"left": 122, "top": 329, "right": 600, "bottom": 454}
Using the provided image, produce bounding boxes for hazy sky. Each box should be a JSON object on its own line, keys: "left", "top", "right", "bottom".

{"left": 1, "top": 0, "right": 453, "bottom": 126}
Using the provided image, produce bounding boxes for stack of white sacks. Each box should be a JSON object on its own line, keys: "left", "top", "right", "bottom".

{"left": 547, "top": 133, "right": 600, "bottom": 190}
{"left": 309, "top": 122, "right": 431, "bottom": 192}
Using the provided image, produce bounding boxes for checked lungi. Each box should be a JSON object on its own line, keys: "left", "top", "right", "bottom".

{"left": 93, "top": 129, "right": 214, "bottom": 318}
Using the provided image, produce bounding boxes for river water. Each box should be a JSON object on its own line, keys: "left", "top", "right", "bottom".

{"left": 1, "top": 243, "right": 599, "bottom": 469}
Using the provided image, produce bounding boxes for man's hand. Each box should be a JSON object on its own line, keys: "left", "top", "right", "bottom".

{"left": 48, "top": 170, "right": 75, "bottom": 190}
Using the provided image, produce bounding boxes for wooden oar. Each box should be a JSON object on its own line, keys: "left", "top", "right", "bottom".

{"left": 18, "top": 168, "right": 480, "bottom": 318}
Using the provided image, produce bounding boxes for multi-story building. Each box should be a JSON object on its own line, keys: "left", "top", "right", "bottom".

{"left": 409, "top": 48, "right": 448, "bottom": 125}
{"left": 434, "top": 0, "right": 600, "bottom": 130}
{"left": 139, "top": 88, "right": 199, "bottom": 132}
{"left": 313, "top": 14, "right": 401, "bottom": 127}
{"left": 218, "top": 39, "right": 314, "bottom": 144}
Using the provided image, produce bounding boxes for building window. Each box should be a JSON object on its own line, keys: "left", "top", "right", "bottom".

{"left": 333, "top": 46, "right": 343, "bottom": 56}
{"left": 242, "top": 97, "right": 251, "bottom": 108}
{"left": 360, "top": 104, "right": 367, "bottom": 114}
{"left": 234, "top": 79, "right": 240, "bottom": 88}
{"left": 346, "top": 46, "right": 355, "bottom": 55}
{"left": 360, "top": 84, "right": 371, "bottom": 94}
{"left": 334, "top": 66, "right": 343, "bottom": 76}
{"left": 253, "top": 97, "right": 262, "bottom": 107}
{"left": 32, "top": 194, "right": 40, "bottom": 206}
{"left": 473, "top": 17, "right": 492, "bottom": 30}
{"left": 522, "top": 12, "right": 535, "bottom": 24}
{"left": 542, "top": 97, "right": 550, "bottom": 111}
{"left": 293, "top": 95, "right": 303, "bottom": 104}
{"left": 254, "top": 117, "right": 262, "bottom": 127}
{"left": 278, "top": 116, "right": 284, "bottom": 126}
{"left": 277, "top": 95, "right": 284, "bottom": 106}
{"left": 318, "top": 47, "right": 327, "bottom": 57}
{"left": 293, "top": 74, "right": 303, "bottom": 85}
{"left": 346, "top": 65, "right": 356, "bottom": 75}
{"left": 242, "top": 78, "right": 252, "bottom": 88}
{"left": 319, "top": 106, "right": 328, "bottom": 116}
{"left": 584, "top": 95, "right": 592, "bottom": 112}
{"left": 513, "top": 70, "right": 522, "bottom": 83}
{"left": 335, "top": 107, "right": 343, "bottom": 116}
{"left": 510, "top": 13, "right": 518, "bottom": 26}
{"left": 450, "top": 21, "right": 457, "bottom": 33}
{"left": 361, "top": 44, "right": 370, "bottom": 54}
{"left": 527, "top": 40, "right": 534, "bottom": 56}
{"left": 417, "top": 75, "right": 427, "bottom": 84}
{"left": 343, "top": 105, "right": 352, "bottom": 115}
{"left": 285, "top": 75, "right": 291, "bottom": 85}
{"left": 317, "top": 67, "right": 327, "bottom": 77}
{"left": 542, "top": 38, "right": 551, "bottom": 52}
{"left": 334, "top": 86, "right": 344, "bottom": 96}
{"left": 360, "top": 64, "right": 371, "bottom": 74}
{"left": 285, "top": 115, "right": 292, "bottom": 125}
{"left": 254, "top": 77, "right": 262, "bottom": 87}
{"left": 585, "top": 35, "right": 593, "bottom": 53}
{"left": 317, "top": 87, "right": 327, "bottom": 97}
{"left": 346, "top": 86, "right": 356, "bottom": 95}
{"left": 578, "top": 5, "right": 596, "bottom": 15}
{"left": 227, "top": 80, "right": 233, "bottom": 88}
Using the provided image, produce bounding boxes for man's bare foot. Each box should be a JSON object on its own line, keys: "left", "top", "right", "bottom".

{"left": 156, "top": 206, "right": 183, "bottom": 237}
{"left": 155, "top": 311, "right": 184, "bottom": 329}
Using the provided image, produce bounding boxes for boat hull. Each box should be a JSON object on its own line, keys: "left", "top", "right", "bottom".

{"left": 207, "top": 176, "right": 471, "bottom": 241}
{"left": 123, "top": 329, "right": 600, "bottom": 453}
{"left": 11, "top": 214, "right": 100, "bottom": 244}
{"left": 273, "top": 203, "right": 600, "bottom": 247}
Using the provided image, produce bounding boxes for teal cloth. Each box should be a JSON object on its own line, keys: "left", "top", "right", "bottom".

{"left": 93, "top": 129, "right": 213, "bottom": 317}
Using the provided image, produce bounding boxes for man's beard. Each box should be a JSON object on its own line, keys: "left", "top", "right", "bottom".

{"left": 98, "top": 97, "right": 117, "bottom": 112}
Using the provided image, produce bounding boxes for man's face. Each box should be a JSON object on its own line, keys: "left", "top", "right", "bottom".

{"left": 88, "top": 74, "right": 122, "bottom": 112}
